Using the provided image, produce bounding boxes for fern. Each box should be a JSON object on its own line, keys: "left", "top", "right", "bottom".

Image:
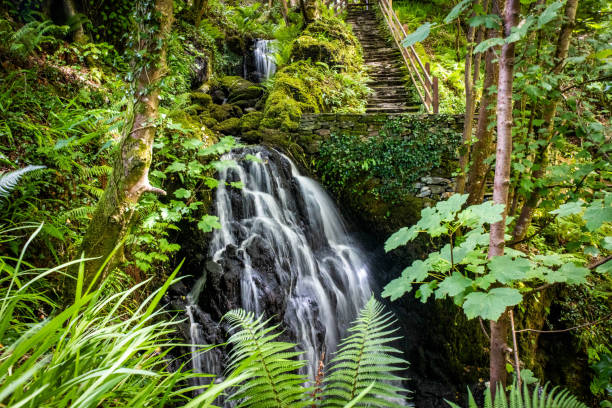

{"left": 62, "top": 205, "right": 95, "bottom": 220}
{"left": 322, "top": 297, "right": 409, "bottom": 408}
{"left": 446, "top": 381, "right": 589, "bottom": 408}
{"left": 224, "top": 310, "right": 311, "bottom": 408}
{"left": 0, "top": 165, "right": 46, "bottom": 199}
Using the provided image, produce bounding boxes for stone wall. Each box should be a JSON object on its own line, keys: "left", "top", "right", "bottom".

{"left": 294, "top": 112, "right": 464, "bottom": 155}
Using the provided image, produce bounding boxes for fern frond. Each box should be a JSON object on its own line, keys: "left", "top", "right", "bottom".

{"left": 79, "top": 164, "right": 112, "bottom": 178}
{"left": 453, "top": 381, "right": 589, "bottom": 408}
{"left": 0, "top": 165, "right": 46, "bottom": 199}
{"left": 223, "top": 309, "right": 310, "bottom": 408}
{"left": 62, "top": 205, "right": 94, "bottom": 220}
{"left": 79, "top": 184, "right": 104, "bottom": 199}
{"left": 322, "top": 297, "right": 409, "bottom": 408}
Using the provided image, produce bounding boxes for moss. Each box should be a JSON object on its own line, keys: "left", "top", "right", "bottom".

{"left": 190, "top": 92, "right": 212, "bottom": 108}
{"left": 214, "top": 117, "right": 241, "bottom": 135}
{"left": 242, "top": 130, "right": 262, "bottom": 143}
{"left": 240, "top": 111, "right": 263, "bottom": 132}
{"left": 209, "top": 103, "right": 242, "bottom": 122}
{"left": 201, "top": 116, "right": 218, "bottom": 128}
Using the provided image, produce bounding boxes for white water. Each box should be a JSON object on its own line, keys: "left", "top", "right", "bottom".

{"left": 253, "top": 39, "right": 277, "bottom": 80}
{"left": 207, "top": 147, "right": 372, "bottom": 381}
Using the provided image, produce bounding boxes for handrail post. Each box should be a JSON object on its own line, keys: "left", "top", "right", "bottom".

{"left": 433, "top": 77, "right": 439, "bottom": 114}
{"left": 425, "top": 62, "right": 431, "bottom": 109}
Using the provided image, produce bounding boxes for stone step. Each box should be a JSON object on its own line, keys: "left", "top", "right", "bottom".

{"left": 366, "top": 106, "right": 420, "bottom": 113}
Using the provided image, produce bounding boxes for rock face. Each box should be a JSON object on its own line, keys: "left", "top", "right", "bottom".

{"left": 169, "top": 146, "right": 372, "bottom": 389}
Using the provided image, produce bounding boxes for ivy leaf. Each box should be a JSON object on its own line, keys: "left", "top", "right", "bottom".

{"left": 436, "top": 273, "right": 473, "bottom": 299}
{"left": 547, "top": 263, "right": 589, "bottom": 284}
{"left": 444, "top": 0, "right": 473, "bottom": 23}
{"left": 537, "top": 0, "right": 564, "bottom": 28}
{"left": 550, "top": 201, "right": 584, "bottom": 217}
{"left": 463, "top": 288, "right": 522, "bottom": 321}
{"left": 488, "top": 255, "right": 532, "bottom": 284}
{"left": 197, "top": 215, "right": 222, "bottom": 233}
{"left": 402, "top": 23, "right": 432, "bottom": 47}
{"left": 385, "top": 225, "right": 418, "bottom": 252}
{"left": 174, "top": 188, "right": 191, "bottom": 199}
{"left": 382, "top": 277, "right": 411, "bottom": 301}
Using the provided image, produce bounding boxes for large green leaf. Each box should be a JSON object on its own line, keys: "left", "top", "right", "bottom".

{"left": 550, "top": 201, "right": 584, "bottom": 217}
{"left": 402, "top": 23, "right": 432, "bottom": 47}
{"left": 463, "top": 288, "right": 522, "bottom": 321}
{"left": 436, "top": 193, "right": 468, "bottom": 221}
{"left": 444, "top": 0, "right": 473, "bottom": 23}
{"left": 435, "top": 273, "right": 472, "bottom": 299}
{"left": 537, "top": 0, "right": 564, "bottom": 28}
{"left": 488, "top": 255, "right": 532, "bottom": 284}
{"left": 385, "top": 225, "right": 418, "bottom": 252}
{"left": 546, "top": 263, "right": 589, "bottom": 284}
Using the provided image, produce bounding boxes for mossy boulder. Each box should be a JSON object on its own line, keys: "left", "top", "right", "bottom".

{"left": 209, "top": 103, "right": 242, "bottom": 122}
{"left": 214, "top": 117, "right": 241, "bottom": 135}
{"left": 240, "top": 111, "right": 263, "bottom": 132}
{"left": 201, "top": 116, "right": 218, "bottom": 129}
{"left": 190, "top": 92, "right": 212, "bottom": 109}
{"left": 210, "top": 76, "right": 265, "bottom": 108}
{"left": 242, "top": 130, "right": 262, "bottom": 143}
{"left": 291, "top": 16, "right": 362, "bottom": 70}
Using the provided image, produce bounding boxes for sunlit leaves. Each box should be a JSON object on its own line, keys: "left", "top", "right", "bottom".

{"left": 463, "top": 288, "right": 523, "bottom": 321}
{"left": 444, "top": 0, "right": 473, "bottom": 23}
{"left": 488, "top": 255, "right": 532, "bottom": 284}
{"left": 536, "top": 0, "right": 564, "bottom": 28}
{"left": 385, "top": 226, "right": 418, "bottom": 252}
{"left": 173, "top": 188, "right": 191, "bottom": 199}
{"left": 436, "top": 273, "right": 472, "bottom": 299}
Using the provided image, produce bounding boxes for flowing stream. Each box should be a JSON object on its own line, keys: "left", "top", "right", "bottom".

{"left": 184, "top": 146, "right": 372, "bottom": 385}
{"left": 253, "top": 39, "right": 276, "bottom": 80}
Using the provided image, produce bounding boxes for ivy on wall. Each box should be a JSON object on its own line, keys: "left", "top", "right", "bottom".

{"left": 317, "top": 117, "right": 460, "bottom": 203}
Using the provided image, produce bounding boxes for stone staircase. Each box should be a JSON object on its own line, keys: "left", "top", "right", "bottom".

{"left": 346, "top": 6, "right": 420, "bottom": 114}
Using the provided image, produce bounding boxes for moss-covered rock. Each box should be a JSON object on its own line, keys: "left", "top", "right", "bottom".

{"left": 214, "top": 117, "right": 241, "bottom": 135}
{"left": 240, "top": 111, "right": 263, "bottom": 132}
{"left": 201, "top": 116, "right": 218, "bottom": 129}
{"left": 209, "top": 103, "right": 242, "bottom": 122}
{"left": 242, "top": 130, "right": 262, "bottom": 143}
{"left": 190, "top": 91, "right": 213, "bottom": 108}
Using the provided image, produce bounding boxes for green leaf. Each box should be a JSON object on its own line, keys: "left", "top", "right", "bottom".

{"left": 197, "top": 215, "right": 222, "bottom": 232}
{"left": 550, "top": 201, "right": 584, "bottom": 217}
{"left": 463, "top": 288, "right": 522, "bottom": 321}
{"left": 385, "top": 225, "right": 418, "bottom": 252}
{"left": 402, "top": 23, "right": 432, "bottom": 47}
{"left": 459, "top": 201, "right": 504, "bottom": 227}
{"left": 444, "top": 0, "right": 473, "bottom": 23}
{"left": 244, "top": 154, "right": 263, "bottom": 163}
{"left": 469, "top": 14, "right": 501, "bottom": 29}
{"left": 474, "top": 37, "right": 504, "bottom": 53}
{"left": 150, "top": 169, "right": 166, "bottom": 179}
{"left": 382, "top": 277, "right": 411, "bottom": 301}
{"left": 402, "top": 259, "right": 430, "bottom": 282}
{"left": 435, "top": 273, "right": 473, "bottom": 299}
{"left": 436, "top": 193, "right": 468, "bottom": 222}
{"left": 537, "top": 0, "right": 564, "bottom": 28}
{"left": 488, "top": 255, "right": 532, "bottom": 284}
{"left": 166, "top": 161, "right": 186, "bottom": 173}
{"left": 583, "top": 201, "right": 612, "bottom": 231}
{"left": 547, "top": 263, "right": 589, "bottom": 285}
{"left": 182, "top": 138, "right": 204, "bottom": 150}
{"left": 417, "top": 206, "right": 447, "bottom": 237}
{"left": 415, "top": 281, "right": 436, "bottom": 303}
{"left": 174, "top": 188, "right": 191, "bottom": 199}
{"left": 204, "top": 177, "right": 219, "bottom": 189}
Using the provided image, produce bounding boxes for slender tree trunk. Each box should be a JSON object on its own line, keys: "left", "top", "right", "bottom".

{"left": 63, "top": 0, "right": 87, "bottom": 43}
{"left": 192, "top": 0, "right": 209, "bottom": 26}
{"left": 279, "top": 0, "right": 291, "bottom": 25}
{"left": 456, "top": 0, "right": 482, "bottom": 194}
{"left": 74, "top": 0, "right": 173, "bottom": 293}
{"left": 466, "top": 2, "right": 500, "bottom": 205}
{"left": 488, "top": 0, "right": 519, "bottom": 395}
{"left": 511, "top": 0, "right": 579, "bottom": 242}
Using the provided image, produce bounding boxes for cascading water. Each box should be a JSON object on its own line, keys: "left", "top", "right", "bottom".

{"left": 253, "top": 40, "right": 277, "bottom": 81}
{"left": 186, "top": 146, "right": 372, "bottom": 386}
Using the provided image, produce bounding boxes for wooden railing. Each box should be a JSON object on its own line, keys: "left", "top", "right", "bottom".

{"left": 333, "top": 0, "right": 440, "bottom": 113}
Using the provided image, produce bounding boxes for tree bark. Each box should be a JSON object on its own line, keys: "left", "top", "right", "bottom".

{"left": 74, "top": 0, "right": 173, "bottom": 294}
{"left": 466, "top": 2, "right": 500, "bottom": 205}
{"left": 456, "top": 0, "right": 482, "bottom": 194}
{"left": 192, "top": 0, "right": 209, "bottom": 26}
{"left": 279, "top": 0, "right": 291, "bottom": 25}
{"left": 511, "top": 0, "right": 579, "bottom": 242}
{"left": 488, "top": 0, "right": 519, "bottom": 395}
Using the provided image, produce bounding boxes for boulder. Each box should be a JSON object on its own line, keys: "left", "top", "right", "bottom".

{"left": 214, "top": 117, "right": 241, "bottom": 135}
{"left": 209, "top": 103, "right": 242, "bottom": 122}
{"left": 240, "top": 111, "right": 263, "bottom": 132}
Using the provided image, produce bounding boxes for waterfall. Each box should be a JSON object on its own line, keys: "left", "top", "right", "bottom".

{"left": 188, "top": 146, "right": 372, "bottom": 386}
{"left": 253, "top": 40, "right": 277, "bottom": 80}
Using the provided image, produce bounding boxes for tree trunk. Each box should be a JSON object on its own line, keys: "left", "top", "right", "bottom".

{"left": 63, "top": 0, "right": 87, "bottom": 43}
{"left": 456, "top": 0, "right": 482, "bottom": 194}
{"left": 74, "top": 0, "right": 173, "bottom": 293}
{"left": 488, "top": 0, "right": 519, "bottom": 395}
{"left": 511, "top": 0, "right": 579, "bottom": 242}
{"left": 279, "top": 0, "right": 291, "bottom": 25}
{"left": 466, "top": 3, "right": 500, "bottom": 205}
{"left": 192, "top": 0, "right": 209, "bottom": 26}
